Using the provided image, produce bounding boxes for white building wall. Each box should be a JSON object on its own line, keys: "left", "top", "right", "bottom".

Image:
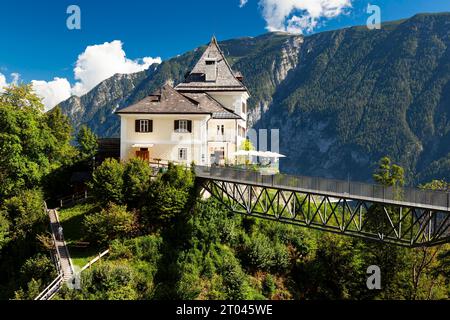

{"left": 119, "top": 92, "right": 249, "bottom": 166}
{"left": 119, "top": 114, "right": 209, "bottom": 165}
{"left": 208, "top": 92, "right": 249, "bottom": 121}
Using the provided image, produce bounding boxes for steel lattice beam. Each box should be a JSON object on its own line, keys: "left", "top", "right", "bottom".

{"left": 197, "top": 178, "right": 450, "bottom": 247}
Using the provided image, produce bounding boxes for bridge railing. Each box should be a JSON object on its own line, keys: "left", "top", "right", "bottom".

{"left": 194, "top": 166, "right": 450, "bottom": 211}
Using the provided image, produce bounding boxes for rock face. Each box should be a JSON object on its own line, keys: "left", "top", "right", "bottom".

{"left": 60, "top": 32, "right": 302, "bottom": 137}
{"left": 59, "top": 13, "right": 450, "bottom": 183}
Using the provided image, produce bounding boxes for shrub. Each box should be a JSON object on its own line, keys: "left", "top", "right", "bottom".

{"left": 191, "top": 200, "right": 239, "bottom": 245}
{"left": 143, "top": 180, "right": 189, "bottom": 225}
{"left": 110, "top": 235, "right": 162, "bottom": 263}
{"left": 20, "top": 254, "right": 56, "bottom": 285}
{"left": 83, "top": 203, "right": 136, "bottom": 246}
{"left": 273, "top": 242, "right": 291, "bottom": 272}
{"left": 89, "top": 158, "right": 124, "bottom": 204}
{"left": 243, "top": 234, "right": 275, "bottom": 271}
{"left": 262, "top": 274, "right": 276, "bottom": 297}
{"left": 14, "top": 279, "right": 43, "bottom": 300}
{"left": 0, "top": 212, "right": 10, "bottom": 250}
{"left": 1, "top": 189, "right": 46, "bottom": 240}
{"left": 79, "top": 262, "right": 139, "bottom": 300}
{"left": 160, "top": 163, "right": 194, "bottom": 191}
{"left": 220, "top": 254, "right": 251, "bottom": 300}
{"left": 123, "top": 159, "right": 152, "bottom": 208}
{"left": 175, "top": 263, "right": 202, "bottom": 300}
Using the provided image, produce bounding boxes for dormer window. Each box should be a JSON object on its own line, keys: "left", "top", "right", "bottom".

{"left": 205, "top": 59, "right": 217, "bottom": 81}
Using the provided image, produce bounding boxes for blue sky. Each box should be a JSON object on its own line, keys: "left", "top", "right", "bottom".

{"left": 1, "top": 0, "right": 449, "bottom": 109}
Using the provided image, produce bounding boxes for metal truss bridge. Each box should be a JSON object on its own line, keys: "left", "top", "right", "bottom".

{"left": 194, "top": 166, "right": 450, "bottom": 247}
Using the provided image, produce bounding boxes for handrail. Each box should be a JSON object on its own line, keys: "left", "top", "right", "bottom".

{"left": 52, "top": 209, "right": 74, "bottom": 274}
{"left": 80, "top": 249, "right": 110, "bottom": 272}
{"left": 35, "top": 203, "right": 65, "bottom": 300}
{"left": 35, "top": 207, "right": 72, "bottom": 301}
{"left": 34, "top": 274, "right": 63, "bottom": 300}
{"left": 194, "top": 165, "right": 450, "bottom": 212}
{"left": 57, "top": 191, "right": 90, "bottom": 208}
{"left": 47, "top": 210, "right": 65, "bottom": 275}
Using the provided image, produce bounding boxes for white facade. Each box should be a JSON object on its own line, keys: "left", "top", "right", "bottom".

{"left": 119, "top": 92, "right": 249, "bottom": 166}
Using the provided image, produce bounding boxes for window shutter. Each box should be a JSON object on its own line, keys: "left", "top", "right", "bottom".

{"left": 187, "top": 120, "right": 192, "bottom": 133}
{"left": 149, "top": 120, "right": 153, "bottom": 132}
{"left": 174, "top": 120, "right": 179, "bottom": 131}
{"left": 135, "top": 120, "right": 140, "bottom": 132}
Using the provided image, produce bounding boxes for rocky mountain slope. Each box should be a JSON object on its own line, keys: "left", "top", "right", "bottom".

{"left": 59, "top": 13, "right": 450, "bottom": 183}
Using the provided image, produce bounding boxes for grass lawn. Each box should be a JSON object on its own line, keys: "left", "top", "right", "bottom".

{"left": 58, "top": 202, "right": 103, "bottom": 269}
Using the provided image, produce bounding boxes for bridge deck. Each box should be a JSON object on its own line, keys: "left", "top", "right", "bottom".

{"left": 195, "top": 166, "right": 450, "bottom": 213}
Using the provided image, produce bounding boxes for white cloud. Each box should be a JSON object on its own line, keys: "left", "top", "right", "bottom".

{"left": 239, "top": 0, "right": 248, "bottom": 8}
{"left": 0, "top": 72, "right": 22, "bottom": 93}
{"left": 32, "top": 78, "right": 72, "bottom": 111}
{"left": 244, "top": 0, "right": 352, "bottom": 34}
{"left": 0, "top": 73, "right": 7, "bottom": 93}
{"left": 71, "top": 40, "right": 161, "bottom": 96}
{"left": 30, "top": 40, "right": 162, "bottom": 111}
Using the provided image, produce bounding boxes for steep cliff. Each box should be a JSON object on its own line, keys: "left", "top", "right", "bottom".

{"left": 59, "top": 13, "right": 450, "bottom": 183}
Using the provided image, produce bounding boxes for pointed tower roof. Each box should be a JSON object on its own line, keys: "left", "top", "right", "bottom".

{"left": 175, "top": 37, "right": 248, "bottom": 93}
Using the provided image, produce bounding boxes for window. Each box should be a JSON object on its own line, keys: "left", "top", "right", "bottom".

{"left": 174, "top": 120, "right": 192, "bottom": 133}
{"left": 179, "top": 120, "right": 188, "bottom": 132}
{"left": 238, "top": 125, "right": 246, "bottom": 138}
{"left": 135, "top": 119, "right": 153, "bottom": 133}
{"left": 217, "top": 124, "right": 224, "bottom": 136}
{"left": 178, "top": 148, "right": 187, "bottom": 161}
{"left": 140, "top": 120, "right": 149, "bottom": 132}
{"left": 205, "top": 60, "right": 216, "bottom": 65}
{"left": 242, "top": 102, "right": 247, "bottom": 114}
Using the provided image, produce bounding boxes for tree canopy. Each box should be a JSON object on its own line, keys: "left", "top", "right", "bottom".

{"left": 0, "top": 85, "right": 75, "bottom": 199}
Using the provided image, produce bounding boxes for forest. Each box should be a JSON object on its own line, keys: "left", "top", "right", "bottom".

{"left": 1, "top": 85, "right": 450, "bottom": 300}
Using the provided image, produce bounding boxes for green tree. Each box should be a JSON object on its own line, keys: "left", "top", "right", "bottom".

{"left": 420, "top": 180, "right": 450, "bottom": 192}
{"left": 83, "top": 203, "right": 136, "bottom": 246}
{"left": 19, "top": 254, "right": 56, "bottom": 286}
{"left": 240, "top": 139, "right": 255, "bottom": 151}
{"left": 88, "top": 158, "right": 125, "bottom": 204}
{"left": 46, "top": 106, "right": 77, "bottom": 165}
{"left": 123, "top": 159, "right": 152, "bottom": 208}
{"left": 294, "top": 233, "right": 366, "bottom": 299}
{"left": 144, "top": 180, "right": 190, "bottom": 225}
{"left": 76, "top": 125, "right": 98, "bottom": 161}
{"left": 243, "top": 233, "right": 276, "bottom": 271}
{"left": 219, "top": 253, "right": 253, "bottom": 300}
{"left": 0, "top": 189, "right": 48, "bottom": 299}
{"left": 238, "top": 139, "right": 256, "bottom": 165}
{"left": 373, "top": 156, "right": 405, "bottom": 187}
{"left": 143, "top": 164, "right": 195, "bottom": 226}
{"left": 0, "top": 85, "right": 74, "bottom": 199}
{"left": 13, "top": 279, "right": 43, "bottom": 300}
{"left": 0, "top": 212, "right": 10, "bottom": 250}
{"left": 1, "top": 189, "right": 46, "bottom": 240}
{"left": 74, "top": 262, "right": 139, "bottom": 300}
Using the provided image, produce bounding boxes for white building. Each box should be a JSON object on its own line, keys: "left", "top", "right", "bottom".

{"left": 116, "top": 37, "right": 249, "bottom": 166}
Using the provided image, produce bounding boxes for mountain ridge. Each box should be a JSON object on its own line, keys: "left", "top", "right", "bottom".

{"left": 59, "top": 13, "right": 450, "bottom": 184}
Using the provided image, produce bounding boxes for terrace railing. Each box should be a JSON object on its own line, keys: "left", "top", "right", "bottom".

{"left": 194, "top": 166, "right": 450, "bottom": 212}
